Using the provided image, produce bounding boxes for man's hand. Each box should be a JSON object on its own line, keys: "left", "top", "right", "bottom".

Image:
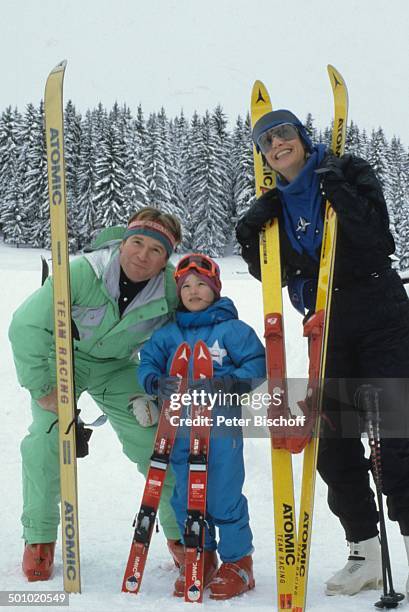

{"left": 37, "top": 388, "right": 58, "bottom": 413}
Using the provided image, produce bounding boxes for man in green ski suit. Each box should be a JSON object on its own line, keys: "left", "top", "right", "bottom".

{"left": 9, "top": 207, "right": 184, "bottom": 582}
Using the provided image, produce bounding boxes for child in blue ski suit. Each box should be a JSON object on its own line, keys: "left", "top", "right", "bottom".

{"left": 138, "top": 253, "right": 265, "bottom": 600}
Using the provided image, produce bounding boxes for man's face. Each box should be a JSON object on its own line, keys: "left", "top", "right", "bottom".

{"left": 119, "top": 234, "right": 168, "bottom": 282}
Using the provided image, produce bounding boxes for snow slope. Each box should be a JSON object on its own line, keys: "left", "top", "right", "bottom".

{"left": 0, "top": 244, "right": 407, "bottom": 611}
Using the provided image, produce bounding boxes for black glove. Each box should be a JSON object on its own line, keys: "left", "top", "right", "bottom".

{"left": 236, "top": 188, "right": 282, "bottom": 244}
{"left": 227, "top": 378, "right": 252, "bottom": 396}
{"left": 316, "top": 153, "right": 352, "bottom": 207}
{"left": 189, "top": 378, "right": 214, "bottom": 397}
{"left": 75, "top": 411, "right": 93, "bottom": 458}
{"left": 158, "top": 376, "right": 181, "bottom": 401}
{"left": 316, "top": 152, "right": 348, "bottom": 178}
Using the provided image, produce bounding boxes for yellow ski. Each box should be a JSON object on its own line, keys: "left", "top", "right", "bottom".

{"left": 44, "top": 60, "right": 81, "bottom": 593}
{"left": 251, "top": 81, "right": 297, "bottom": 611}
{"left": 292, "top": 65, "right": 348, "bottom": 612}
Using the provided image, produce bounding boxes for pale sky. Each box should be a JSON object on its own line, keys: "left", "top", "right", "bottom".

{"left": 4, "top": 0, "right": 409, "bottom": 143}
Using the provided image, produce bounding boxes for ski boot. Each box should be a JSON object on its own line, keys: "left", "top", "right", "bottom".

{"left": 209, "top": 554, "right": 255, "bottom": 600}
{"left": 167, "top": 539, "right": 185, "bottom": 568}
{"left": 174, "top": 549, "right": 218, "bottom": 597}
{"left": 325, "top": 536, "right": 382, "bottom": 595}
{"left": 22, "top": 542, "right": 55, "bottom": 582}
{"left": 404, "top": 535, "right": 409, "bottom": 599}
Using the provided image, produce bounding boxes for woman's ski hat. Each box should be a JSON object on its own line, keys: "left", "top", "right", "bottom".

{"left": 174, "top": 253, "right": 222, "bottom": 298}
{"left": 252, "top": 109, "right": 314, "bottom": 154}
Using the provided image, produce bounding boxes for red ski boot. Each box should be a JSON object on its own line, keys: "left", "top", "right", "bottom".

{"left": 174, "top": 550, "right": 218, "bottom": 597}
{"left": 209, "top": 554, "right": 255, "bottom": 600}
{"left": 22, "top": 543, "right": 55, "bottom": 582}
{"left": 167, "top": 539, "right": 185, "bottom": 568}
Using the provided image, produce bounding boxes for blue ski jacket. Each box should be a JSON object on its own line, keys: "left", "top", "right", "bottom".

{"left": 138, "top": 296, "right": 265, "bottom": 389}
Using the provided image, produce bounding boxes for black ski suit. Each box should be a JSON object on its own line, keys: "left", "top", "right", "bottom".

{"left": 236, "top": 153, "right": 409, "bottom": 540}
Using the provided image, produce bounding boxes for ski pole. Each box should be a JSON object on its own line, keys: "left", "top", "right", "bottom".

{"left": 356, "top": 384, "right": 404, "bottom": 610}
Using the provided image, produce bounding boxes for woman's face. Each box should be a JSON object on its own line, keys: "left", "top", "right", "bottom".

{"left": 263, "top": 129, "right": 307, "bottom": 182}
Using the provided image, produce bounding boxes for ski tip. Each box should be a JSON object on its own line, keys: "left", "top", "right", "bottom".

{"left": 176, "top": 341, "right": 192, "bottom": 363}
{"left": 179, "top": 341, "right": 191, "bottom": 353}
{"left": 251, "top": 80, "right": 271, "bottom": 107}
{"left": 44, "top": 60, "right": 68, "bottom": 108}
{"left": 193, "top": 340, "right": 212, "bottom": 361}
{"left": 49, "top": 60, "right": 68, "bottom": 76}
{"left": 250, "top": 80, "right": 272, "bottom": 129}
{"left": 327, "top": 64, "right": 345, "bottom": 87}
{"left": 192, "top": 340, "right": 213, "bottom": 377}
{"left": 193, "top": 339, "right": 207, "bottom": 354}
{"left": 252, "top": 79, "right": 266, "bottom": 90}
{"left": 327, "top": 64, "right": 349, "bottom": 113}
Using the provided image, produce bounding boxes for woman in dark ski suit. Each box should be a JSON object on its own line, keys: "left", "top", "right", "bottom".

{"left": 235, "top": 110, "right": 409, "bottom": 598}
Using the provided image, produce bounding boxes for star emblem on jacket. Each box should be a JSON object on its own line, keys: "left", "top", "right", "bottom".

{"left": 209, "top": 340, "right": 227, "bottom": 366}
{"left": 296, "top": 217, "right": 311, "bottom": 233}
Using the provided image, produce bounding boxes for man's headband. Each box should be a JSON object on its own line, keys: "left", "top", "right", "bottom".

{"left": 123, "top": 220, "right": 177, "bottom": 256}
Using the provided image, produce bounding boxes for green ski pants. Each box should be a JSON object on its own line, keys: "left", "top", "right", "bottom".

{"left": 20, "top": 358, "right": 180, "bottom": 543}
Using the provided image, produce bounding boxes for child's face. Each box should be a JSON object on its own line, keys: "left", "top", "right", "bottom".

{"left": 180, "top": 273, "right": 215, "bottom": 312}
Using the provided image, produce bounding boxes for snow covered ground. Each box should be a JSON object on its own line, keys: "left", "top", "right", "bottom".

{"left": 1, "top": 243, "right": 407, "bottom": 611}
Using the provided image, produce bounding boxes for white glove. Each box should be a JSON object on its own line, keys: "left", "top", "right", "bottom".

{"left": 129, "top": 395, "right": 159, "bottom": 427}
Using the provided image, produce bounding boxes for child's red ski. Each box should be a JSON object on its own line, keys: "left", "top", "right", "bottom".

{"left": 122, "top": 342, "right": 191, "bottom": 594}
{"left": 184, "top": 340, "right": 214, "bottom": 603}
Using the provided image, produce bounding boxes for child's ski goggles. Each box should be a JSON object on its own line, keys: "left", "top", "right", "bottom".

{"left": 257, "top": 123, "right": 299, "bottom": 154}
{"left": 174, "top": 254, "right": 220, "bottom": 282}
